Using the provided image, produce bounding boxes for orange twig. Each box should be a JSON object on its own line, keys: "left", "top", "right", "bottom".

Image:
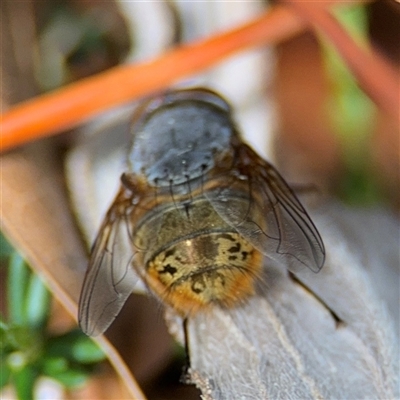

{"left": 285, "top": 1, "right": 399, "bottom": 122}
{"left": 1, "top": 1, "right": 393, "bottom": 152}
{"left": 0, "top": 6, "right": 304, "bottom": 152}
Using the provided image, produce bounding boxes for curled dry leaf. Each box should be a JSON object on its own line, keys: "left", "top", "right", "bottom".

{"left": 0, "top": 144, "right": 146, "bottom": 400}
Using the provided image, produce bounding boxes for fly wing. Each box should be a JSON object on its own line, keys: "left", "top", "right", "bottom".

{"left": 258, "top": 158, "right": 325, "bottom": 272}
{"left": 205, "top": 145, "right": 325, "bottom": 273}
{"left": 78, "top": 191, "right": 138, "bottom": 336}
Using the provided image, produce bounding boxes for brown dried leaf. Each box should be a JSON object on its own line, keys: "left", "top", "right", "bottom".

{"left": 0, "top": 144, "right": 146, "bottom": 400}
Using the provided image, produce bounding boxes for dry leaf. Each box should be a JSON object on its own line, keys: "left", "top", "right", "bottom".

{"left": 0, "top": 144, "right": 146, "bottom": 399}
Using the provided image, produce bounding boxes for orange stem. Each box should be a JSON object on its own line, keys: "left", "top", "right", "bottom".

{"left": 0, "top": 6, "right": 304, "bottom": 152}
{"left": 0, "top": 1, "right": 389, "bottom": 152}
{"left": 285, "top": 1, "right": 399, "bottom": 122}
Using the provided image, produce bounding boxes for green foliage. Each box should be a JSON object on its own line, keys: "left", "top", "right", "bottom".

{"left": 0, "top": 236, "right": 106, "bottom": 399}
{"left": 0, "top": 232, "right": 14, "bottom": 259}
{"left": 35, "top": 2, "right": 127, "bottom": 92}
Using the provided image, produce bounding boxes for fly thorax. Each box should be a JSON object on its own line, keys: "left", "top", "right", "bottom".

{"left": 128, "top": 104, "right": 233, "bottom": 186}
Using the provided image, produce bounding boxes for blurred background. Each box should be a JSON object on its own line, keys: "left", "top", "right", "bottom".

{"left": 1, "top": 1, "right": 399, "bottom": 399}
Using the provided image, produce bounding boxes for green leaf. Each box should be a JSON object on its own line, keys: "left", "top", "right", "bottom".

{"left": 12, "top": 364, "right": 38, "bottom": 400}
{"left": 4, "top": 325, "right": 42, "bottom": 358}
{"left": 7, "top": 253, "right": 29, "bottom": 325}
{"left": 0, "top": 232, "right": 14, "bottom": 259}
{"left": 45, "top": 329, "right": 104, "bottom": 364}
{"left": 338, "top": 164, "right": 383, "bottom": 205}
{"left": 45, "top": 330, "right": 83, "bottom": 359}
{"left": 0, "top": 317, "right": 8, "bottom": 330}
{"left": 50, "top": 368, "right": 88, "bottom": 388}
{"left": 0, "top": 358, "right": 11, "bottom": 389}
{"left": 42, "top": 356, "right": 69, "bottom": 375}
{"left": 0, "top": 319, "right": 9, "bottom": 352}
{"left": 72, "top": 336, "right": 106, "bottom": 364}
{"left": 24, "top": 273, "right": 50, "bottom": 328}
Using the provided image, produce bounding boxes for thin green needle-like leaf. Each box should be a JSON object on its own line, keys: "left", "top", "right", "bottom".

{"left": 0, "top": 358, "right": 11, "bottom": 389}
{"left": 24, "top": 274, "right": 50, "bottom": 328}
{"left": 7, "top": 254, "right": 29, "bottom": 326}
{"left": 13, "top": 365, "right": 37, "bottom": 400}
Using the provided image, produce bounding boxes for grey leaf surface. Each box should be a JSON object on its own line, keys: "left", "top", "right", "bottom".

{"left": 167, "top": 204, "right": 399, "bottom": 399}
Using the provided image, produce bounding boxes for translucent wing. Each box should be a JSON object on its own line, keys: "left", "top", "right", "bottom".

{"left": 78, "top": 191, "right": 137, "bottom": 336}
{"left": 205, "top": 144, "right": 325, "bottom": 273}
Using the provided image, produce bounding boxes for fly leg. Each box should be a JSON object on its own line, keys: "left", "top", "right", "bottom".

{"left": 180, "top": 317, "right": 192, "bottom": 383}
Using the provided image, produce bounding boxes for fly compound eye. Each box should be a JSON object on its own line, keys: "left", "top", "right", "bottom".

{"left": 131, "top": 88, "right": 231, "bottom": 136}
{"left": 164, "top": 88, "right": 231, "bottom": 115}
